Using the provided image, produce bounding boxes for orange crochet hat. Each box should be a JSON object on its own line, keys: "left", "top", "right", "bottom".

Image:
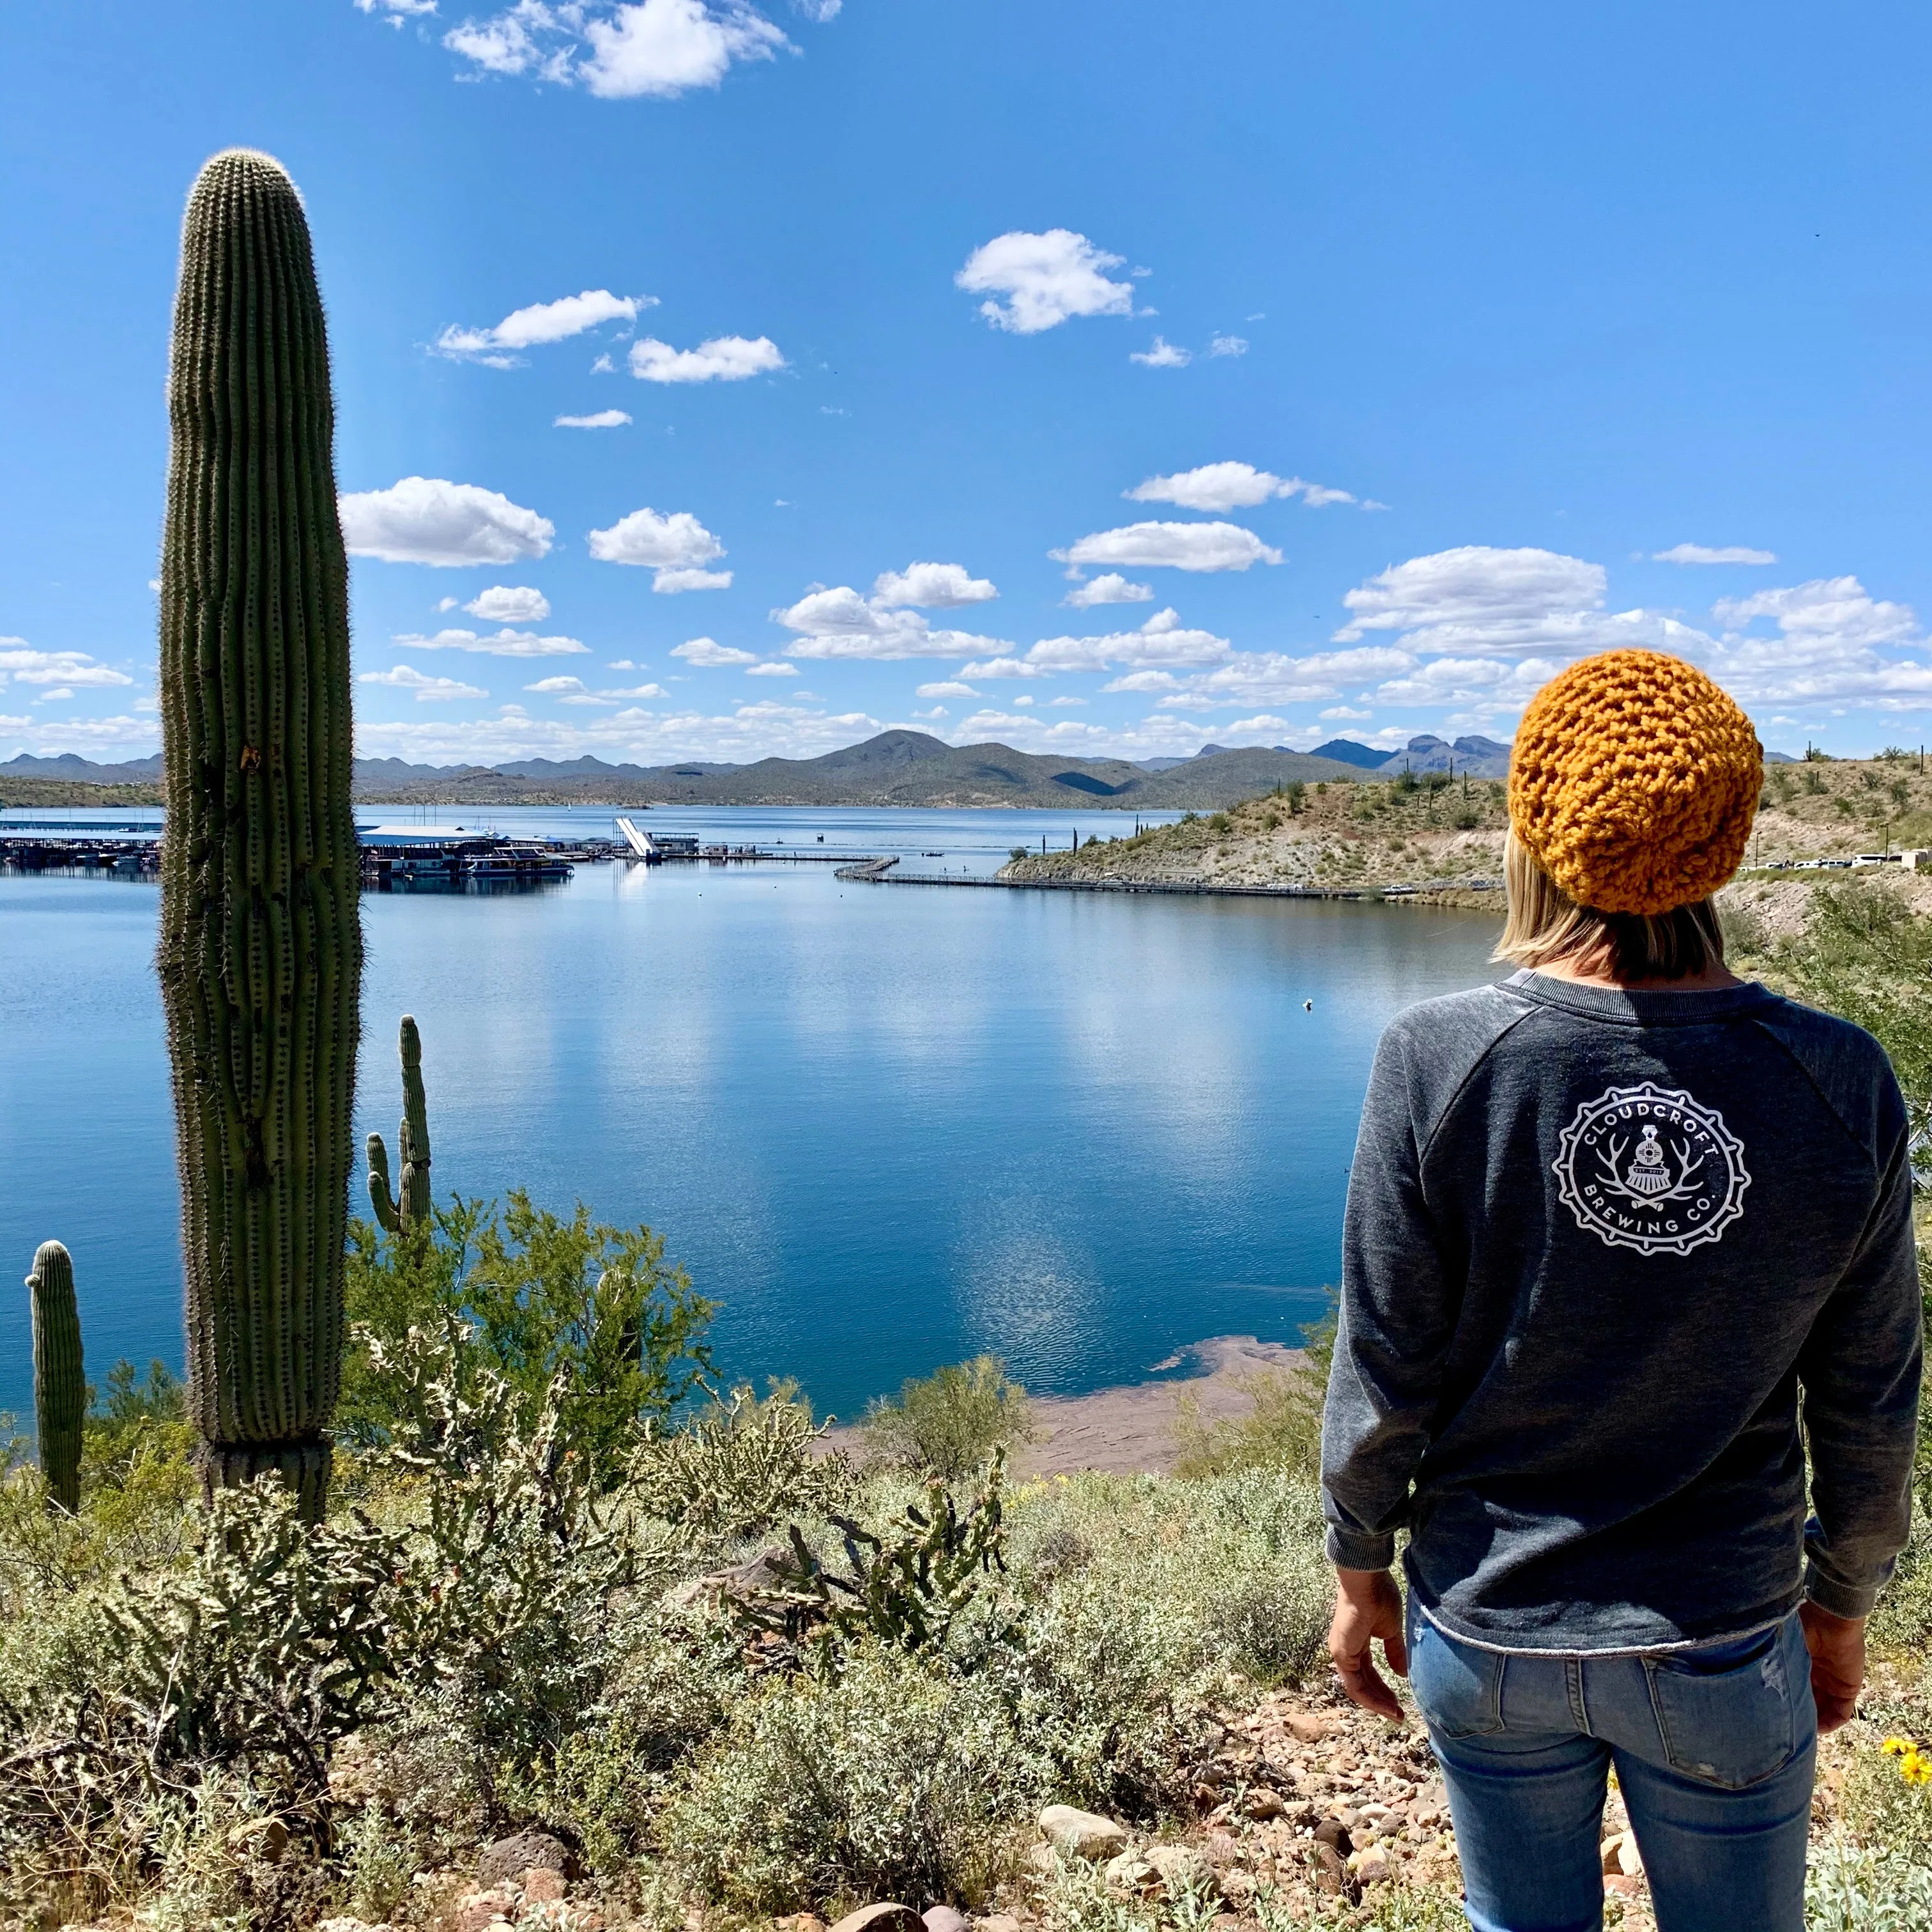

{"left": 1507, "top": 650, "right": 1762, "bottom": 916}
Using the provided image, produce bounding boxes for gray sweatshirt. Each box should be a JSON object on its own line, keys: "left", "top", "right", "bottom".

{"left": 1321, "top": 969, "right": 1921, "bottom": 1652}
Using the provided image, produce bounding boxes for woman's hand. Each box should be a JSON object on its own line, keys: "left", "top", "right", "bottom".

{"left": 1799, "top": 1599, "right": 1866, "bottom": 1733}
{"left": 1330, "top": 1566, "right": 1409, "bottom": 1721}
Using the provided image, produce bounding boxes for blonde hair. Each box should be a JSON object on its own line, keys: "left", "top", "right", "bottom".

{"left": 1494, "top": 830, "right": 1724, "bottom": 982}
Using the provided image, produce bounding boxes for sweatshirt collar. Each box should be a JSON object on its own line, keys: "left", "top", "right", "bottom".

{"left": 1505, "top": 969, "right": 1777, "bottom": 1028}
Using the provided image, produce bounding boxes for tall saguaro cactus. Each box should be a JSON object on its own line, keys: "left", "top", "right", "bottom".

{"left": 27, "top": 1242, "right": 84, "bottom": 1515}
{"left": 367, "top": 1014, "right": 433, "bottom": 1232}
{"left": 157, "top": 150, "right": 362, "bottom": 1521}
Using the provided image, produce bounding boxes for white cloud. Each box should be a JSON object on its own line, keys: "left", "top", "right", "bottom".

{"left": 1714, "top": 577, "right": 1915, "bottom": 651}
{"left": 1047, "top": 695, "right": 1087, "bottom": 706}
{"left": 1321, "top": 705, "right": 1372, "bottom": 721}
{"left": 773, "top": 584, "right": 1008, "bottom": 661}
{"left": 526, "top": 675, "right": 594, "bottom": 695}
{"left": 671, "top": 638, "right": 757, "bottom": 666}
{"left": 1125, "top": 463, "right": 1356, "bottom": 512}
{"left": 1130, "top": 335, "right": 1191, "bottom": 369}
{"left": 1708, "top": 577, "right": 1932, "bottom": 707}
{"left": 1335, "top": 546, "right": 1622, "bottom": 654}
{"left": 393, "top": 626, "right": 587, "bottom": 657}
{"left": 1100, "top": 670, "right": 1181, "bottom": 694}
{"left": 1140, "top": 645, "right": 1417, "bottom": 709}
{"left": 652, "top": 567, "right": 733, "bottom": 593}
{"left": 340, "top": 476, "right": 554, "bottom": 566}
{"left": 1654, "top": 543, "right": 1777, "bottom": 565}
{"left": 954, "top": 229, "right": 1135, "bottom": 335}
{"left": 744, "top": 660, "right": 797, "bottom": 676}
{"left": 958, "top": 656, "right": 1050, "bottom": 680}
{"left": 1374, "top": 655, "right": 1560, "bottom": 707}
{"left": 871, "top": 561, "right": 997, "bottom": 608}
{"left": 436, "top": 289, "right": 647, "bottom": 364}
{"left": 629, "top": 334, "right": 784, "bottom": 382}
{"left": 357, "top": 0, "right": 437, "bottom": 19}
{"left": 586, "top": 507, "right": 726, "bottom": 588}
{"left": 442, "top": 0, "right": 792, "bottom": 98}
{"left": 556, "top": 408, "right": 633, "bottom": 429}
{"left": 34, "top": 689, "right": 75, "bottom": 704}
{"left": 1208, "top": 334, "right": 1248, "bottom": 358}
{"left": 1054, "top": 521, "right": 1282, "bottom": 574}
{"left": 464, "top": 585, "right": 550, "bottom": 623}
{"left": 0, "top": 643, "right": 134, "bottom": 689}
{"left": 359, "top": 664, "right": 487, "bottom": 701}
{"left": 1025, "top": 608, "right": 1232, "bottom": 673}
{"left": 0, "top": 713, "right": 158, "bottom": 756}
{"left": 1062, "top": 573, "right": 1152, "bottom": 608}
{"left": 911, "top": 705, "right": 947, "bottom": 720}
{"left": 1222, "top": 714, "right": 1288, "bottom": 734}
{"left": 916, "top": 680, "right": 978, "bottom": 698}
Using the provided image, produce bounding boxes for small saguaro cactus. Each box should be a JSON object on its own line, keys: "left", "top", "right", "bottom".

{"left": 27, "top": 1241, "right": 84, "bottom": 1515}
{"left": 368, "top": 1014, "right": 434, "bottom": 1234}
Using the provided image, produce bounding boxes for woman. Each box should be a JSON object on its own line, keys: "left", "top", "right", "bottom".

{"left": 1320, "top": 650, "right": 1920, "bottom": 1932}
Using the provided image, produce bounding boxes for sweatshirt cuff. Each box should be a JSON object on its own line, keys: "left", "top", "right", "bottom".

{"left": 1326, "top": 1526, "right": 1397, "bottom": 1572}
{"left": 1805, "top": 1562, "right": 1879, "bottom": 1621}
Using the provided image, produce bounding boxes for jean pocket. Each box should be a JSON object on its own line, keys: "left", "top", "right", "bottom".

{"left": 1643, "top": 1620, "right": 1800, "bottom": 1790}
{"left": 1409, "top": 1614, "right": 1507, "bottom": 1738}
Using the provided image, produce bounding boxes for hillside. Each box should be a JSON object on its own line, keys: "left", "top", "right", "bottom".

{"left": 1000, "top": 751, "right": 1932, "bottom": 896}
{"left": 5, "top": 733, "right": 1366, "bottom": 811}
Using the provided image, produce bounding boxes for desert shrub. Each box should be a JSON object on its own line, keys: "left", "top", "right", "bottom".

{"left": 1174, "top": 1321, "right": 1335, "bottom": 1482}
{"left": 630, "top": 1379, "right": 854, "bottom": 1538}
{"left": 1841, "top": 1735, "right": 1932, "bottom": 1868}
{"left": 343, "top": 1190, "right": 714, "bottom": 1482}
{"left": 864, "top": 1355, "right": 1034, "bottom": 1478}
{"left": 1807, "top": 1841, "right": 1932, "bottom": 1928}
{"left": 663, "top": 1641, "right": 1044, "bottom": 1912}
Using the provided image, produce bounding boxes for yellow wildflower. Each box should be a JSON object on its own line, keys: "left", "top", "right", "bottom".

{"left": 1883, "top": 1737, "right": 1915, "bottom": 1758}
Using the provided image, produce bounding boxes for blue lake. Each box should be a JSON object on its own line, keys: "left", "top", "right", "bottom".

{"left": 0, "top": 806, "right": 1503, "bottom": 1425}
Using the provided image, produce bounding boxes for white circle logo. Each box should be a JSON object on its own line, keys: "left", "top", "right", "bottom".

{"left": 1552, "top": 1081, "right": 1750, "bottom": 1257}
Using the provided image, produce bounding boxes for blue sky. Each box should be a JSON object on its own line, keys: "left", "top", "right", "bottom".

{"left": 5, "top": 1, "right": 1932, "bottom": 767}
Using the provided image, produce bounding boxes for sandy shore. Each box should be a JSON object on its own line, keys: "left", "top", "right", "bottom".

{"left": 829, "top": 1335, "right": 1310, "bottom": 1480}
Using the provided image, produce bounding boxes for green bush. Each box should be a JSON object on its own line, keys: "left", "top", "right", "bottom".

{"left": 1174, "top": 1319, "right": 1334, "bottom": 1482}
{"left": 1806, "top": 1841, "right": 1932, "bottom": 1928}
{"left": 863, "top": 1355, "right": 1034, "bottom": 1478}
{"left": 663, "top": 1642, "right": 1042, "bottom": 1912}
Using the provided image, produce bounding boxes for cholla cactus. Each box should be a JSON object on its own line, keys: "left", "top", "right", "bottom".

{"left": 156, "top": 150, "right": 362, "bottom": 1520}
{"left": 27, "top": 1241, "right": 84, "bottom": 1514}
{"left": 367, "top": 1015, "right": 433, "bottom": 1233}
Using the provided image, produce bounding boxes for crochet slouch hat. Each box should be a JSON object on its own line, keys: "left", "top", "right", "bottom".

{"left": 1506, "top": 650, "right": 1762, "bottom": 916}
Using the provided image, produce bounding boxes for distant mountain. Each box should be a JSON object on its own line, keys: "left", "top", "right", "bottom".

{"left": 1, "top": 751, "right": 165, "bottom": 785}
{"left": 1306, "top": 738, "right": 1390, "bottom": 771}
{"left": 1130, "top": 744, "right": 1373, "bottom": 806}
{"left": 1765, "top": 751, "right": 1798, "bottom": 765}
{"left": 1376, "top": 734, "right": 1513, "bottom": 779}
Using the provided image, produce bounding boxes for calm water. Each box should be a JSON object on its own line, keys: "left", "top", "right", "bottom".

{"left": 0, "top": 806, "right": 1503, "bottom": 1424}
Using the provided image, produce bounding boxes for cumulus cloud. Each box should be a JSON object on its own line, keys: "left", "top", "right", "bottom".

{"left": 436, "top": 289, "right": 647, "bottom": 365}
{"left": 393, "top": 626, "right": 587, "bottom": 657}
{"left": 1208, "top": 334, "right": 1248, "bottom": 358}
{"left": 916, "top": 680, "right": 979, "bottom": 699}
{"left": 1062, "top": 573, "right": 1153, "bottom": 608}
{"left": 357, "top": 0, "right": 438, "bottom": 20}
{"left": 957, "top": 656, "right": 1050, "bottom": 680}
{"left": 1708, "top": 577, "right": 1932, "bottom": 707}
{"left": 1654, "top": 543, "right": 1777, "bottom": 565}
{"left": 358, "top": 664, "right": 487, "bottom": 701}
{"left": 586, "top": 506, "right": 727, "bottom": 597}
{"left": 1125, "top": 463, "right": 1356, "bottom": 512}
{"left": 556, "top": 408, "right": 633, "bottom": 428}
{"left": 744, "top": 660, "right": 797, "bottom": 676}
{"left": 871, "top": 562, "right": 997, "bottom": 608}
{"left": 671, "top": 638, "right": 757, "bottom": 666}
{"left": 521, "top": 673, "right": 670, "bottom": 705}
{"left": 954, "top": 229, "right": 1135, "bottom": 335}
{"left": 1025, "top": 608, "right": 1232, "bottom": 673}
{"left": 443, "top": 0, "right": 793, "bottom": 98}
{"left": 1130, "top": 336, "right": 1191, "bottom": 369}
{"left": 464, "top": 585, "right": 550, "bottom": 623}
{"left": 340, "top": 477, "right": 554, "bottom": 566}
{"left": 1054, "top": 521, "right": 1282, "bottom": 574}
{"left": 1335, "top": 546, "right": 1624, "bottom": 654}
{"left": 0, "top": 642, "right": 135, "bottom": 690}
{"left": 629, "top": 334, "right": 784, "bottom": 382}
{"left": 772, "top": 583, "right": 1008, "bottom": 661}
{"left": 1137, "top": 645, "right": 1418, "bottom": 709}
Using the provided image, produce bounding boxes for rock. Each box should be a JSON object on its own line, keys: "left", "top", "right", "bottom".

{"left": 1605, "top": 1873, "right": 1643, "bottom": 1899}
{"left": 1284, "top": 1712, "right": 1337, "bottom": 1743}
{"left": 1312, "top": 1819, "right": 1354, "bottom": 1857}
{"left": 1218, "top": 1871, "right": 1258, "bottom": 1910}
{"left": 828, "top": 1908, "right": 924, "bottom": 1932}
{"left": 1039, "top": 1805, "right": 1131, "bottom": 1860}
{"left": 1616, "top": 1832, "right": 1644, "bottom": 1878}
{"left": 1147, "top": 1844, "right": 1213, "bottom": 1894}
{"left": 523, "top": 1867, "right": 569, "bottom": 1903}
{"left": 454, "top": 1890, "right": 518, "bottom": 1932}
{"left": 1026, "top": 1844, "right": 1061, "bottom": 1876}
{"left": 923, "top": 1910, "right": 970, "bottom": 1932}
{"left": 1103, "top": 1852, "right": 1156, "bottom": 1892}
{"left": 1350, "top": 1846, "right": 1396, "bottom": 1885}
{"left": 1241, "top": 1789, "right": 1289, "bottom": 1820}
{"left": 975, "top": 1919, "right": 1025, "bottom": 1932}
{"left": 479, "top": 1831, "right": 576, "bottom": 1887}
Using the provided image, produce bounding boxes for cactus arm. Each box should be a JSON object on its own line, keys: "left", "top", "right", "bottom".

{"left": 397, "top": 1015, "right": 433, "bottom": 1227}
{"left": 26, "top": 1241, "right": 84, "bottom": 1515}
{"left": 157, "top": 150, "right": 360, "bottom": 1521}
{"left": 367, "top": 1132, "right": 401, "bottom": 1233}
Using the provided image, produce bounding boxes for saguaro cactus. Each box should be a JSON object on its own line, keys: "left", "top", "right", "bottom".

{"left": 156, "top": 150, "right": 362, "bottom": 1521}
{"left": 27, "top": 1242, "right": 84, "bottom": 1515}
{"left": 367, "top": 1015, "right": 433, "bottom": 1232}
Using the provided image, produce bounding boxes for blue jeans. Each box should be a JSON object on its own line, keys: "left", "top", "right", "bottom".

{"left": 1407, "top": 1601, "right": 1816, "bottom": 1932}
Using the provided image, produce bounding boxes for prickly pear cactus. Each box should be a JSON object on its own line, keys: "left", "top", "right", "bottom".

{"left": 367, "top": 1014, "right": 433, "bottom": 1233}
{"left": 27, "top": 1241, "right": 84, "bottom": 1515}
{"left": 156, "top": 149, "right": 362, "bottom": 1521}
